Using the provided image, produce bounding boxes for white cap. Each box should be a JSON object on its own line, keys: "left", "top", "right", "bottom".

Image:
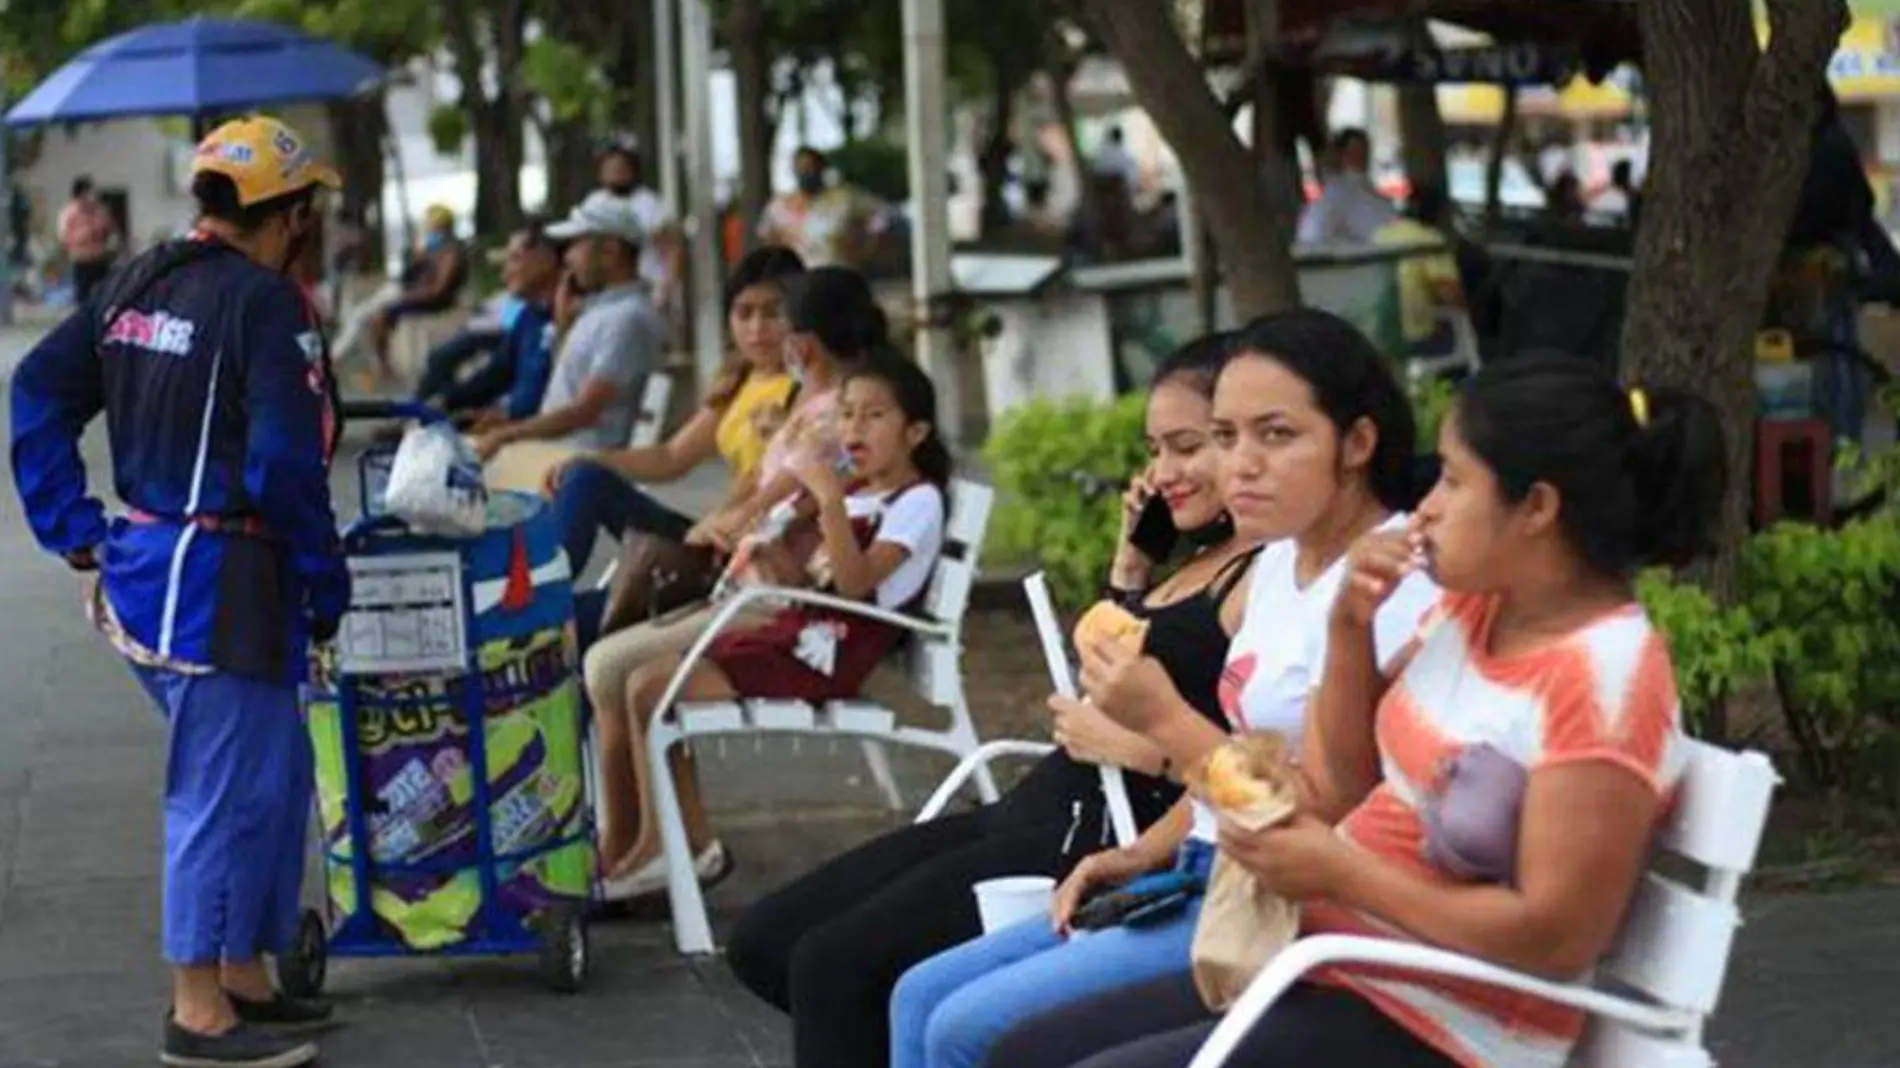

{"left": 546, "top": 190, "right": 646, "bottom": 244}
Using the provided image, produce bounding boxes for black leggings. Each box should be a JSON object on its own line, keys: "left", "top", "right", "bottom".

{"left": 725, "top": 808, "right": 1074, "bottom": 1068}
{"left": 987, "top": 971, "right": 1456, "bottom": 1068}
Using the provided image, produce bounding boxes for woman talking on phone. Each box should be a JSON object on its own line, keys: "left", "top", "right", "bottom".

{"left": 722, "top": 335, "right": 1260, "bottom": 1068}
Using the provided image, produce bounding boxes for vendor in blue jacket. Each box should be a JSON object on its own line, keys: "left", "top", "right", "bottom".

{"left": 9, "top": 116, "right": 348, "bottom": 1068}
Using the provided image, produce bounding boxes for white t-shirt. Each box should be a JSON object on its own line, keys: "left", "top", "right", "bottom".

{"left": 794, "top": 483, "right": 946, "bottom": 610}
{"left": 621, "top": 187, "right": 672, "bottom": 292}
{"left": 758, "top": 187, "right": 889, "bottom": 269}
{"left": 1190, "top": 514, "right": 1439, "bottom": 841}
{"left": 857, "top": 484, "right": 945, "bottom": 609}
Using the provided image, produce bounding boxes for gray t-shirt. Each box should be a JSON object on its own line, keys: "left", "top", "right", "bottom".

{"left": 539, "top": 283, "right": 662, "bottom": 450}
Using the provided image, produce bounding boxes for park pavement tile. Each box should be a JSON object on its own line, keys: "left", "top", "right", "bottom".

{"left": 0, "top": 877, "right": 165, "bottom": 984}
{"left": 0, "top": 971, "right": 168, "bottom": 1066}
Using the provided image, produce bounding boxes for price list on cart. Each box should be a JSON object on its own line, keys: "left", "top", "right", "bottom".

{"left": 337, "top": 552, "right": 468, "bottom": 675}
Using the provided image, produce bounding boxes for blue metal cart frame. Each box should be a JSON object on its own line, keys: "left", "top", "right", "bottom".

{"left": 279, "top": 400, "right": 592, "bottom": 996}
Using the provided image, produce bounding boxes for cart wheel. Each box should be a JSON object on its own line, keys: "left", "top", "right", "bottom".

{"left": 279, "top": 909, "right": 328, "bottom": 998}
{"left": 538, "top": 904, "right": 588, "bottom": 994}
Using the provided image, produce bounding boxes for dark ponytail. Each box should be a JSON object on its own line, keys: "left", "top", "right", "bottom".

{"left": 1454, "top": 357, "right": 1727, "bottom": 575}
{"left": 781, "top": 265, "right": 889, "bottom": 366}
{"left": 848, "top": 349, "right": 953, "bottom": 489}
{"left": 1220, "top": 309, "right": 1423, "bottom": 510}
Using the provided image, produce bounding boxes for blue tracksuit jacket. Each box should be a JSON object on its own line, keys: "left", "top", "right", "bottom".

{"left": 9, "top": 237, "right": 349, "bottom": 683}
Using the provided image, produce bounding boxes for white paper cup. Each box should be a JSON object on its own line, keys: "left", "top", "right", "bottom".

{"left": 972, "top": 876, "right": 1057, "bottom": 934}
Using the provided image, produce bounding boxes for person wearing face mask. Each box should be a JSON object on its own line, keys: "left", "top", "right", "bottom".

{"left": 9, "top": 116, "right": 349, "bottom": 1068}
{"left": 596, "top": 144, "right": 684, "bottom": 315}
{"left": 330, "top": 203, "right": 469, "bottom": 385}
{"left": 758, "top": 146, "right": 891, "bottom": 269}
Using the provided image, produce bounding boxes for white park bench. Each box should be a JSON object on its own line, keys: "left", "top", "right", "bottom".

{"left": 1190, "top": 739, "right": 1780, "bottom": 1068}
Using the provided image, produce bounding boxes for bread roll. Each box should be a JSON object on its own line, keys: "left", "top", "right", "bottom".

{"left": 1072, "top": 600, "right": 1150, "bottom": 655}
{"left": 1197, "top": 733, "right": 1297, "bottom": 830}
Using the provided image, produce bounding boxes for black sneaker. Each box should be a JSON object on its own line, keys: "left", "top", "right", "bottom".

{"left": 228, "top": 992, "right": 337, "bottom": 1035}
{"left": 160, "top": 1018, "right": 318, "bottom": 1068}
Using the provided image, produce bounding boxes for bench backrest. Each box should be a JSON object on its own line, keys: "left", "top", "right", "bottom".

{"left": 1575, "top": 741, "right": 1779, "bottom": 1065}
{"left": 629, "top": 370, "right": 674, "bottom": 449}
{"left": 908, "top": 479, "right": 994, "bottom": 706}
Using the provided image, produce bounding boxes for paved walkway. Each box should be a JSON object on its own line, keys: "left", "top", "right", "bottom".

{"left": 2, "top": 326, "right": 1899, "bottom": 1066}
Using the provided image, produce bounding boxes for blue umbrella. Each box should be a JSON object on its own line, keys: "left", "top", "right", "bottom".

{"left": 5, "top": 16, "right": 383, "bottom": 127}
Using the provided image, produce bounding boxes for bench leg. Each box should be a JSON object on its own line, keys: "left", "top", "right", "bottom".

{"left": 649, "top": 723, "right": 716, "bottom": 955}
{"left": 861, "top": 740, "right": 905, "bottom": 811}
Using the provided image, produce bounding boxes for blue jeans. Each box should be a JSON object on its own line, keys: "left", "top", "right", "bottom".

{"left": 132, "top": 665, "right": 313, "bottom": 965}
{"left": 889, "top": 841, "right": 1214, "bottom": 1068}
{"left": 549, "top": 458, "right": 696, "bottom": 574}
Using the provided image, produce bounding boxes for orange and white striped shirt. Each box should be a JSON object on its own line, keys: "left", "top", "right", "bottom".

{"left": 1305, "top": 591, "right": 1687, "bottom": 1068}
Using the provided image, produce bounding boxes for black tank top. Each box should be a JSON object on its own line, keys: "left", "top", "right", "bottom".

{"left": 994, "top": 545, "right": 1263, "bottom": 864}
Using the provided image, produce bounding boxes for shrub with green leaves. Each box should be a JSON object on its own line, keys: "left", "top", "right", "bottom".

{"left": 1634, "top": 570, "right": 1774, "bottom": 739}
{"left": 1410, "top": 374, "right": 1457, "bottom": 455}
{"left": 982, "top": 394, "right": 1149, "bottom": 607}
{"left": 1742, "top": 515, "right": 1900, "bottom": 792}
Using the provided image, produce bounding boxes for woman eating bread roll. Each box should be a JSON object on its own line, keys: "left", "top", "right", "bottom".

{"left": 724, "top": 334, "right": 1259, "bottom": 1068}
{"left": 994, "top": 356, "right": 1725, "bottom": 1067}
{"left": 904, "top": 309, "right": 1440, "bottom": 1068}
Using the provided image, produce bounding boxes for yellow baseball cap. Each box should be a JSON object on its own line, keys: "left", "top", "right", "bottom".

{"left": 191, "top": 116, "right": 341, "bottom": 207}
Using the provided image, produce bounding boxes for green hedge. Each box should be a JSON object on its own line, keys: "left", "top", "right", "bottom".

{"left": 983, "top": 393, "right": 1149, "bottom": 608}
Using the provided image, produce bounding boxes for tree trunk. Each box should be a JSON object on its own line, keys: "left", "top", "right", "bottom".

{"left": 327, "top": 95, "right": 388, "bottom": 270}
{"left": 1246, "top": 0, "right": 1302, "bottom": 250}
{"left": 544, "top": 116, "right": 597, "bottom": 213}
{"left": 1086, "top": 0, "right": 1299, "bottom": 316}
{"left": 979, "top": 56, "right": 1020, "bottom": 239}
{"left": 727, "top": 0, "right": 773, "bottom": 229}
{"left": 1482, "top": 87, "right": 1517, "bottom": 237}
{"left": 628, "top": 0, "right": 660, "bottom": 172}
{"left": 445, "top": 2, "right": 526, "bottom": 235}
{"left": 1620, "top": 0, "right": 1847, "bottom": 603}
{"left": 1396, "top": 18, "right": 1449, "bottom": 218}
{"left": 1046, "top": 54, "right": 1098, "bottom": 247}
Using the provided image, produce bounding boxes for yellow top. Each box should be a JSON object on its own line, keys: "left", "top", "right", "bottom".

{"left": 715, "top": 371, "right": 797, "bottom": 478}
{"left": 1375, "top": 217, "right": 1462, "bottom": 344}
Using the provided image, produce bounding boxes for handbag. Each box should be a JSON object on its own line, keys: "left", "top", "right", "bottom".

{"left": 598, "top": 533, "right": 719, "bottom": 637}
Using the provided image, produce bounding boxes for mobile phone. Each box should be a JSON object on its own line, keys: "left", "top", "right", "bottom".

{"left": 1129, "top": 493, "right": 1179, "bottom": 562}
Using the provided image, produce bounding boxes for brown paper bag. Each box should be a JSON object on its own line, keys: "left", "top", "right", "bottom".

{"left": 1188, "top": 736, "right": 1302, "bottom": 1012}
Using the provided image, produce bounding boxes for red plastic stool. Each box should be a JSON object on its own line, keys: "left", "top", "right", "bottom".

{"left": 1754, "top": 418, "right": 1833, "bottom": 527}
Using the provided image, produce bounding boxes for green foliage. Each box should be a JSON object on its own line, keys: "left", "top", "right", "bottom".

{"left": 983, "top": 393, "right": 1150, "bottom": 608}
{"left": 1741, "top": 515, "right": 1900, "bottom": 794}
{"left": 1835, "top": 378, "right": 1900, "bottom": 507}
{"left": 1635, "top": 570, "right": 1775, "bottom": 738}
{"left": 1408, "top": 374, "right": 1456, "bottom": 455}
{"left": 520, "top": 36, "right": 616, "bottom": 130}
{"left": 828, "top": 138, "right": 910, "bottom": 202}
{"left": 426, "top": 104, "right": 468, "bottom": 157}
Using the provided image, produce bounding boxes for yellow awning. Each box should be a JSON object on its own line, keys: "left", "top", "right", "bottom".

{"left": 1436, "top": 76, "right": 1634, "bottom": 125}
{"left": 1821, "top": 14, "right": 1900, "bottom": 102}
{"left": 1439, "top": 9, "right": 1900, "bottom": 126}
